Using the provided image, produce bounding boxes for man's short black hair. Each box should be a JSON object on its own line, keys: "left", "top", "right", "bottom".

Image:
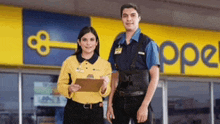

{"left": 120, "top": 3, "right": 141, "bottom": 17}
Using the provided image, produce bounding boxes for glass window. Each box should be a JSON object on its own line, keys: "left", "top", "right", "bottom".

{"left": 151, "top": 86, "right": 163, "bottom": 124}
{"left": 214, "top": 82, "right": 220, "bottom": 124}
{"left": 168, "top": 81, "right": 211, "bottom": 124}
{"left": 0, "top": 72, "right": 19, "bottom": 124}
{"left": 22, "top": 74, "right": 66, "bottom": 124}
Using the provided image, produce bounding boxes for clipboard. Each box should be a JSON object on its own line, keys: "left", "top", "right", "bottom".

{"left": 75, "top": 78, "right": 104, "bottom": 92}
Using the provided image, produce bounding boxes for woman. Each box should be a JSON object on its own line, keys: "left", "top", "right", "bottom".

{"left": 57, "top": 26, "right": 112, "bottom": 124}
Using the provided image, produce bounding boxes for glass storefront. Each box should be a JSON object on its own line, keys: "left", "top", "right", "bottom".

{"left": 214, "top": 82, "right": 220, "bottom": 124}
{"left": 151, "top": 85, "right": 163, "bottom": 124}
{"left": 22, "top": 73, "right": 65, "bottom": 124}
{"left": 0, "top": 70, "right": 220, "bottom": 124}
{"left": 168, "top": 81, "right": 211, "bottom": 124}
{"left": 0, "top": 73, "right": 19, "bottom": 124}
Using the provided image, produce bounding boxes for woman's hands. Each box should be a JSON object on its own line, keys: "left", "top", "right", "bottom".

{"left": 68, "top": 84, "right": 81, "bottom": 95}
{"left": 68, "top": 75, "right": 110, "bottom": 95}
{"left": 100, "top": 76, "right": 110, "bottom": 94}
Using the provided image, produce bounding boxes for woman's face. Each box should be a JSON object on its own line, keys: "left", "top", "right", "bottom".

{"left": 78, "top": 32, "right": 98, "bottom": 55}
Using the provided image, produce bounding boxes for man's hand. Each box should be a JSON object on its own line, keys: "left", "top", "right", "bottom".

{"left": 107, "top": 105, "right": 115, "bottom": 124}
{"left": 137, "top": 105, "right": 148, "bottom": 123}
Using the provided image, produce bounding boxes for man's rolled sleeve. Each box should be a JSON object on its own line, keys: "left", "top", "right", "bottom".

{"left": 145, "top": 41, "right": 160, "bottom": 70}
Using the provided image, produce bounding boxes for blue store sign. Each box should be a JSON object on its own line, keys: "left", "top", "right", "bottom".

{"left": 23, "top": 9, "right": 90, "bottom": 66}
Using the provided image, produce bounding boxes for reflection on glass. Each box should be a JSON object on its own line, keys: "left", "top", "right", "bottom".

{"left": 214, "top": 82, "right": 220, "bottom": 124}
{"left": 168, "top": 81, "right": 210, "bottom": 124}
{"left": 0, "top": 73, "right": 19, "bottom": 124}
{"left": 151, "top": 87, "right": 163, "bottom": 124}
{"left": 22, "top": 74, "right": 65, "bottom": 124}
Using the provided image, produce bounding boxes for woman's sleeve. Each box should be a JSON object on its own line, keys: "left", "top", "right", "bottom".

{"left": 57, "top": 59, "right": 72, "bottom": 99}
{"left": 99, "top": 62, "right": 112, "bottom": 97}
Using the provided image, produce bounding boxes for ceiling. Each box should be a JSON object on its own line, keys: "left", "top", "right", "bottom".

{"left": 1, "top": 0, "right": 220, "bottom": 31}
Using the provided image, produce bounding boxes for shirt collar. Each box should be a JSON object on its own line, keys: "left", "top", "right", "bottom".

{"left": 76, "top": 53, "right": 99, "bottom": 64}
{"left": 119, "top": 28, "right": 141, "bottom": 45}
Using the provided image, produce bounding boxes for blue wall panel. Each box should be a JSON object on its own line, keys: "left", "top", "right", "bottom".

{"left": 23, "top": 9, "right": 90, "bottom": 66}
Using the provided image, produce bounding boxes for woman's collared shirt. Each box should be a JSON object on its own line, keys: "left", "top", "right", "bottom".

{"left": 57, "top": 53, "right": 112, "bottom": 104}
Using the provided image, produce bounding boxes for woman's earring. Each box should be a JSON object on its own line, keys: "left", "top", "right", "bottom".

{"left": 77, "top": 39, "right": 81, "bottom": 46}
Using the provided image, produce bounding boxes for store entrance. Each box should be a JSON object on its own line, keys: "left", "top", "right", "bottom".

{"left": 0, "top": 69, "right": 164, "bottom": 124}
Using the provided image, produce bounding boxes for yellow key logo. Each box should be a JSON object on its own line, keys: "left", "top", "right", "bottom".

{"left": 27, "top": 30, "right": 77, "bottom": 56}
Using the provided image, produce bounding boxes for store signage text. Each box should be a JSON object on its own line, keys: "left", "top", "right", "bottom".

{"left": 160, "top": 41, "right": 220, "bottom": 74}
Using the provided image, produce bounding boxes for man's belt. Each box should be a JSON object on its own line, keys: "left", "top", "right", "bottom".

{"left": 117, "top": 91, "right": 145, "bottom": 97}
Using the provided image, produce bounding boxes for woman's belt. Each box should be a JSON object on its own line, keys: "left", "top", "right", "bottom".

{"left": 67, "top": 99, "right": 103, "bottom": 109}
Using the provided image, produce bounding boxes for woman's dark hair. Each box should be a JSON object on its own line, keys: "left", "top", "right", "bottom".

{"left": 120, "top": 3, "right": 141, "bottom": 17}
{"left": 74, "top": 26, "right": 100, "bottom": 56}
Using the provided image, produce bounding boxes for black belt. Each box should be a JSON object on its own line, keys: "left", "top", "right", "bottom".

{"left": 116, "top": 91, "right": 145, "bottom": 97}
{"left": 67, "top": 99, "right": 102, "bottom": 109}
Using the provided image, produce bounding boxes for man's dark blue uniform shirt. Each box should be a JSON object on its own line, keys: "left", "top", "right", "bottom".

{"left": 108, "top": 28, "right": 160, "bottom": 71}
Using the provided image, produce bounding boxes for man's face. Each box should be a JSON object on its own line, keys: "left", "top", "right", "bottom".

{"left": 121, "top": 8, "right": 141, "bottom": 32}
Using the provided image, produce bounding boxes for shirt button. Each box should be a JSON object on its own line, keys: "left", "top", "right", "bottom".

{"left": 86, "top": 67, "right": 88, "bottom": 69}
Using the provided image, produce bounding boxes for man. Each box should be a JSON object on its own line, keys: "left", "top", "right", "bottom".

{"left": 107, "top": 3, "right": 160, "bottom": 124}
